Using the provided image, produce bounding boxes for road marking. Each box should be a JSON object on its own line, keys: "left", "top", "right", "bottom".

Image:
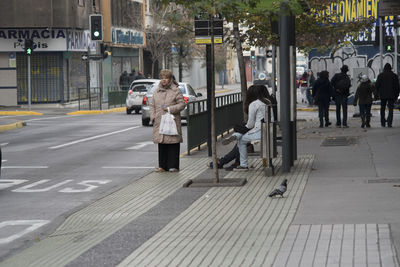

{"left": 1, "top": 166, "right": 48, "bottom": 169}
{"left": 25, "top": 115, "right": 80, "bottom": 122}
{"left": 126, "top": 141, "right": 154, "bottom": 150}
{"left": 102, "top": 166, "right": 155, "bottom": 169}
{"left": 12, "top": 179, "right": 73, "bottom": 192}
{"left": 0, "top": 179, "right": 28, "bottom": 190}
{"left": 59, "top": 180, "right": 112, "bottom": 193}
{"left": 0, "top": 220, "right": 50, "bottom": 244}
{"left": 1, "top": 143, "right": 9, "bottom": 146}
{"left": 1, "top": 160, "right": 7, "bottom": 163}
{"left": 49, "top": 126, "right": 140, "bottom": 149}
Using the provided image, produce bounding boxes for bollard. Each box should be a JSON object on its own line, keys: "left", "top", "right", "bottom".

{"left": 261, "top": 105, "right": 275, "bottom": 176}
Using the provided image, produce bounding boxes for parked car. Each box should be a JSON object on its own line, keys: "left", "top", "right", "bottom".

{"left": 126, "top": 79, "right": 159, "bottom": 114}
{"left": 141, "top": 81, "right": 202, "bottom": 126}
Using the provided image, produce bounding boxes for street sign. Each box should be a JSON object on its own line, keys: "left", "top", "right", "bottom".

{"left": 266, "top": 50, "right": 273, "bottom": 58}
{"left": 379, "top": 0, "right": 400, "bottom": 16}
{"left": 81, "top": 54, "right": 88, "bottom": 61}
{"left": 194, "top": 13, "right": 223, "bottom": 45}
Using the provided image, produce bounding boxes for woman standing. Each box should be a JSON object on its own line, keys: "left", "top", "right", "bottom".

{"left": 353, "top": 75, "right": 376, "bottom": 128}
{"left": 312, "top": 70, "right": 333, "bottom": 128}
{"left": 150, "top": 69, "right": 186, "bottom": 172}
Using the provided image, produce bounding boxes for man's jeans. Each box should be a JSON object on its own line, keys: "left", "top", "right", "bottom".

{"left": 380, "top": 99, "right": 395, "bottom": 126}
{"left": 335, "top": 95, "right": 348, "bottom": 126}
{"left": 233, "top": 130, "right": 261, "bottom": 168}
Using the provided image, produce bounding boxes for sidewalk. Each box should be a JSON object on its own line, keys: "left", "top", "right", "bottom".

{"left": 1, "top": 105, "right": 400, "bottom": 266}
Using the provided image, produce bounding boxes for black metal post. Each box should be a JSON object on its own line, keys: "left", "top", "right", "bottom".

{"left": 206, "top": 44, "right": 212, "bottom": 156}
{"left": 86, "top": 46, "right": 91, "bottom": 110}
{"left": 279, "top": 2, "right": 291, "bottom": 172}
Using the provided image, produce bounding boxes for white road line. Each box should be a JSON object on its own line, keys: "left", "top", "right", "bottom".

{"left": 25, "top": 115, "right": 80, "bottom": 122}
{"left": 102, "top": 166, "right": 155, "bottom": 169}
{"left": 126, "top": 141, "right": 154, "bottom": 150}
{"left": 1, "top": 160, "right": 7, "bottom": 163}
{"left": 1, "top": 166, "right": 48, "bottom": 169}
{"left": 1, "top": 143, "right": 9, "bottom": 146}
{"left": 49, "top": 126, "right": 140, "bottom": 149}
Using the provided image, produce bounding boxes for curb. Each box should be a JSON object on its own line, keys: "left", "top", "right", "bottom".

{"left": 0, "top": 111, "right": 43, "bottom": 116}
{"left": 0, "top": 121, "right": 26, "bottom": 133}
{"left": 67, "top": 107, "right": 125, "bottom": 115}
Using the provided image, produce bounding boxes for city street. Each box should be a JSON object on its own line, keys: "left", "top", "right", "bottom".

{"left": 0, "top": 112, "right": 183, "bottom": 260}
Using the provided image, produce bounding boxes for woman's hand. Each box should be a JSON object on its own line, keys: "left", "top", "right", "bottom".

{"left": 161, "top": 104, "right": 168, "bottom": 112}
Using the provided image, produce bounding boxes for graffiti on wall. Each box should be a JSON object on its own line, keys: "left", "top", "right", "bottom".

{"left": 309, "top": 43, "right": 394, "bottom": 92}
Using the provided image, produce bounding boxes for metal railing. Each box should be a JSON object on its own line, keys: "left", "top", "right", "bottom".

{"left": 186, "top": 93, "right": 243, "bottom": 154}
{"left": 78, "top": 87, "right": 102, "bottom": 110}
{"left": 107, "top": 86, "right": 127, "bottom": 109}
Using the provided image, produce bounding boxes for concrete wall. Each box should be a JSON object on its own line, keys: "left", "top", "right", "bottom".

{"left": 0, "top": 53, "right": 17, "bottom": 106}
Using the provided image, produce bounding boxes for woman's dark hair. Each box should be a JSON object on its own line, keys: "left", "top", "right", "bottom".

{"left": 244, "top": 85, "right": 272, "bottom": 114}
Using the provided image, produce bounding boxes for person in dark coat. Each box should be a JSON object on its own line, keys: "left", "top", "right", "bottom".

{"left": 331, "top": 65, "right": 351, "bottom": 127}
{"left": 134, "top": 71, "right": 145, "bottom": 80}
{"left": 312, "top": 70, "right": 333, "bottom": 128}
{"left": 353, "top": 75, "right": 376, "bottom": 128}
{"left": 119, "top": 71, "right": 130, "bottom": 90}
{"left": 128, "top": 69, "right": 136, "bottom": 84}
{"left": 306, "top": 69, "right": 316, "bottom": 105}
{"left": 375, "top": 63, "right": 400, "bottom": 127}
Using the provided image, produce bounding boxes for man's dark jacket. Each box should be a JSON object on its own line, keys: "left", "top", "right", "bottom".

{"left": 375, "top": 65, "right": 400, "bottom": 100}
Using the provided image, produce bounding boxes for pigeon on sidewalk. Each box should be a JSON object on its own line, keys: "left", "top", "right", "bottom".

{"left": 268, "top": 179, "right": 287, "bottom": 198}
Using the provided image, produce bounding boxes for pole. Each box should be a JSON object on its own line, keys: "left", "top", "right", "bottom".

{"left": 206, "top": 44, "right": 212, "bottom": 157}
{"left": 380, "top": 17, "right": 384, "bottom": 73}
{"left": 27, "top": 55, "right": 31, "bottom": 111}
{"left": 210, "top": 12, "right": 219, "bottom": 182}
{"left": 394, "top": 16, "right": 398, "bottom": 75}
{"left": 86, "top": 46, "right": 91, "bottom": 110}
{"left": 272, "top": 45, "right": 277, "bottom": 96}
{"left": 279, "top": 1, "right": 291, "bottom": 172}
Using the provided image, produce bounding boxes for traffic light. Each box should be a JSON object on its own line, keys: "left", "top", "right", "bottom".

{"left": 90, "top": 14, "right": 103, "bottom": 41}
{"left": 24, "top": 39, "right": 34, "bottom": 55}
{"left": 384, "top": 35, "right": 394, "bottom": 52}
{"left": 251, "top": 50, "right": 255, "bottom": 60}
{"left": 100, "top": 43, "right": 110, "bottom": 59}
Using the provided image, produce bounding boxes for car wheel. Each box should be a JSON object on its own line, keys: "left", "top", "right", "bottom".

{"left": 135, "top": 109, "right": 140, "bottom": 114}
{"left": 126, "top": 108, "right": 132, "bottom": 114}
{"left": 142, "top": 118, "right": 150, "bottom": 126}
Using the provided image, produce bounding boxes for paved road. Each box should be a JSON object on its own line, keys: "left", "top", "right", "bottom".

{"left": 0, "top": 112, "right": 188, "bottom": 260}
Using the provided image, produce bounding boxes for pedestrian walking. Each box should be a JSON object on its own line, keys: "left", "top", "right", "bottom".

{"left": 306, "top": 69, "right": 316, "bottom": 105}
{"left": 331, "top": 65, "right": 351, "bottom": 127}
{"left": 375, "top": 63, "right": 400, "bottom": 127}
{"left": 312, "top": 70, "right": 334, "bottom": 128}
{"left": 150, "top": 69, "right": 186, "bottom": 172}
{"left": 128, "top": 69, "right": 136, "bottom": 84}
{"left": 298, "top": 71, "right": 308, "bottom": 104}
{"left": 353, "top": 75, "right": 376, "bottom": 128}
{"left": 221, "top": 85, "right": 271, "bottom": 171}
{"left": 119, "top": 71, "right": 130, "bottom": 90}
{"left": 134, "top": 71, "right": 145, "bottom": 80}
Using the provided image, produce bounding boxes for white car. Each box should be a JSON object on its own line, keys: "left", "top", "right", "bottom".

{"left": 125, "top": 79, "right": 159, "bottom": 114}
{"left": 141, "top": 81, "right": 202, "bottom": 126}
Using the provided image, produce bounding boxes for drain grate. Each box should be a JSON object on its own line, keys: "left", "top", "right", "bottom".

{"left": 367, "top": 178, "right": 400, "bottom": 184}
{"left": 321, "top": 136, "right": 358, "bottom": 146}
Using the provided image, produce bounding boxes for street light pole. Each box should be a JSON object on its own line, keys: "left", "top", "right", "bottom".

{"left": 27, "top": 55, "right": 31, "bottom": 111}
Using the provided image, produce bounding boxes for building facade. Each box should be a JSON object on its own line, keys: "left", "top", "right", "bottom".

{"left": 0, "top": 0, "right": 146, "bottom": 106}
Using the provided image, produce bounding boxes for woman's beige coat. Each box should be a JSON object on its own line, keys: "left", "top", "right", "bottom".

{"left": 150, "top": 82, "right": 186, "bottom": 144}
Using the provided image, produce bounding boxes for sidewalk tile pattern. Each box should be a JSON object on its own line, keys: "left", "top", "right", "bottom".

{"left": 117, "top": 155, "right": 314, "bottom": 267}
{"left": 0, "top": 157, "right": 210, "bottom": 267}
{"left": 273, "top": 224, "right": 399, "bottom": 267}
